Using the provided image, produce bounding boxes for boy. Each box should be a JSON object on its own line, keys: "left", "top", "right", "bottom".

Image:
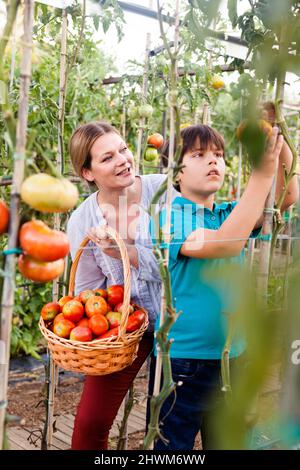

{"left": 150, "top": 124, "right": 298, "bottom": 450}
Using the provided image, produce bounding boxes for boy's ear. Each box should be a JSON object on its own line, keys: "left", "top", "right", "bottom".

{"left": 81, "top": 167, "right": 95, "bottom": 182}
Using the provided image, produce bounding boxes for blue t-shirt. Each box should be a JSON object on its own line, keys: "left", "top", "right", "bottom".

{"left": 150, "top": 196, "right": 260, "bottom": 360}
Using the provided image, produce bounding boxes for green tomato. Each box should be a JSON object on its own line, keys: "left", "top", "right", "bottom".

{"left": 127, "top": 104, "right": 139, "bottom": 119}
{"left": 138, "top": 104, "right": 154, "bottom": 119}
{"left": 144, "top": 147, "right": 159, "bottom": 162}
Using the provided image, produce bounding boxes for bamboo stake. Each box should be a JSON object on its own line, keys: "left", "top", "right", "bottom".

{"left": 257, "top": 75, "right": 285, "bottom": 302}
{"left": 0, "top": 0, "right": 20, "bottom": 148}
{"left": 144, "top": 0, "right": 180, "bottom": 450}
{"left": 43, "top": 8, "right": 68, "bottom": 450}
{"left": 0, "top": 0, "right": 33, "bottom": 449}
{"left": 135, "top": 32, "right": 151, "bottom": 175}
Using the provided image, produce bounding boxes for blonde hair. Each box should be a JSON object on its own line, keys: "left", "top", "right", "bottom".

{"left": 69, "top": 121, "right": 119, "bottom": 180}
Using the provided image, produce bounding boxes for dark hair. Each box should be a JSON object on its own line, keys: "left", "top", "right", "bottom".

{"left": 160, "top": 124, "right": 225, "bottom": 191}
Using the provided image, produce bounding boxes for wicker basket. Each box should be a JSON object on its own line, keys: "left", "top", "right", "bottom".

{"left": 39, "top": 226, "right": 149, "bottom": 375}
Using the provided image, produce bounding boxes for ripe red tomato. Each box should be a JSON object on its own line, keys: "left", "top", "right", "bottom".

{"left": 79, "top": 289, "right": 95, "bottom": 304}
{"left": 62, "top": 300, "right": 84, "bottom": 323}
{"left": 19, "top": 220, "right": 70, "bottom": 262}
{"left": 53, "top": 318, "right": 75, "bottom": 338}
{"left": 58, "top": 295, "right": 73, "bottom": 309}
{"left": 88, "top": 314, "right": 109, "bottom": 336}
{"left": 53, "top": 313, "right": 64, "bottom": 325}
{"left": 18, "top": 255, "right": 64, "bottom": 282}
{"left": 96, "top": 327, "right": 119, "bottom": 340}
{"left": 114, "top": 302, "right": 134, "bottom": 314}
{"left": 70, "top": 326, "right": 93, "bottom": 342}
{"left": 147, "top": 133, "right": 164, "bottom": 149}
{"left": 41, "top": 302, "right": 60, "bottom": 321}
{"left": 85, "top": 295, "right": 108, "bottom": 318}
{"left": 94, "top": 288, "right": 107, "bottom": 299}
{"left": 77, "top": 317, "right": 90, "bottom": 328}
{"left": 107, "top": 285, "right": 124, "bottom": 307}
{"left": 126, "top": 310, "right": 146, "bottom": 333}
{"left": 0, "top": 200, "right": 9, "bottom": 234}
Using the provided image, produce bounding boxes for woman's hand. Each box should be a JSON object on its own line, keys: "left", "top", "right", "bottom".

{"left": 87, "top": 223, "right": 121, "bottom": 260}
{"left": 253, "top": 127, "right": 284, "bottom": 179}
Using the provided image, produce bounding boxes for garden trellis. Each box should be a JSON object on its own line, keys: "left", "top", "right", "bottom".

{"left": 0, "top": 0, "right": 300, "bottom": 453}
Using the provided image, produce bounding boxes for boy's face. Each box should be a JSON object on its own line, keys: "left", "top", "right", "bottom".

{"left": 178, "top": 137, "right": 225, "bottom": 197}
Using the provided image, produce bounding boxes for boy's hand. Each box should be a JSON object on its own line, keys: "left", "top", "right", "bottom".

{"left": 254, "top": 127, "right": 284, "bottom": 179}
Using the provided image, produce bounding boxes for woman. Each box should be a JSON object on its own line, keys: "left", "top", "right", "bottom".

{"left": 67, "top": 121, "right": 177, "bottom": 450}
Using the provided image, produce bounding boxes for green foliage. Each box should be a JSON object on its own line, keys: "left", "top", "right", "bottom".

{"left": 10, "top": 276, "right": 53, "bottom": 358}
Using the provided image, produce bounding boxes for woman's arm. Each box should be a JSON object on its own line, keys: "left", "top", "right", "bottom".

{"left": 67, "top": 217, "right": 106, "bottom": 294}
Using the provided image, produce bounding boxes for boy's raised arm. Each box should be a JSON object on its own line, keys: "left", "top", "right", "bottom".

{"left": 181, "top": 128, "right": 284, "bottom": 259}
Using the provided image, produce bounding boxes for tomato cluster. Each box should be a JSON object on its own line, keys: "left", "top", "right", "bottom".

{"left": 144, "top": 133, "right": 164, "bottom": 164}
{"left": 18, "top": 220, "right": 69, "bottom": 283}
{"left": 41, "top": 285, "right": 146, "bottom": 342}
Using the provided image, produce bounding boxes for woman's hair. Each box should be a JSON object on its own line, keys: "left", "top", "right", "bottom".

{"left": 160, "top": 124, "right": 225, "bottom": 191}
{"left": 69, "top": 121, "right": 119, "bottom": 178}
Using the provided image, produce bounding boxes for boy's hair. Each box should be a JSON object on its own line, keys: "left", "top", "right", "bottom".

{"left": 160, "top": 124, "right": 225, "bottom": 192}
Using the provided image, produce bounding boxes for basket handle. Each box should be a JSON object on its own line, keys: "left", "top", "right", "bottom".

{"left": 68, "top": 226, "right": 131, "bottom": 337}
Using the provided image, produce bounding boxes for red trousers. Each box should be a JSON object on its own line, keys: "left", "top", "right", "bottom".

{"left": 71, "top": 333, "right": 154, "bottom": 450}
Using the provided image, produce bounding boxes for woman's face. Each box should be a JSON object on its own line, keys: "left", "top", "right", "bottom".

{"left": 82, "top": 132, "right": 135, "bottom": 190}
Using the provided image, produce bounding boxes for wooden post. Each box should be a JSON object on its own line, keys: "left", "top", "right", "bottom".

{"left": 45, "top": 8, "right": 68, "bottom": 449}
{"left": 0, "top": 0, "right": 33, "bottom": 449}
{"left": 135, "top": 33, "right": 151, "bottom": 175}
{"left": 148, "top": 0, "right": 180, "bottom": 450}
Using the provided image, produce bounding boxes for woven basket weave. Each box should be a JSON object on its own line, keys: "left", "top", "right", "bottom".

{"left": 39, "top": 226, "right": 149, "bottom": 375}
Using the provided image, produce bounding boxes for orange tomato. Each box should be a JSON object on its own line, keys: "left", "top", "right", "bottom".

{"left": 41, "top": 302, "right": 60, "bottom": 321}
{"left": 85, "top": 295, "right": 108, "bottom": 318}
{"left": 62, "top": 300, "right": 84, "bottom": 323}
{"left": 53, "top": 318, "right": 75, "bottom": 338}
{"left": 88, "top": 314, "right": 109, "bottom": 336}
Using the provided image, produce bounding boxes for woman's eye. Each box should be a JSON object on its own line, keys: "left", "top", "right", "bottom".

{"left": 103, "top": 156, "right": 113, "bottom": 162}
{"left": 120, "top": 147, "right": 128, "bottom": 153}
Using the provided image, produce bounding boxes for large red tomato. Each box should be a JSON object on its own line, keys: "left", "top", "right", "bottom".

{"left": 79, "top": 289, "right": 95, "bottom": 304}
{"left": 58, "top": 295, "right": 73, "bottom": 309}
{"left": 126, "top": 310, "right": 146, "bottom": 333}
{"left": 107, "top": 285, "right": 124, "bottom": 307}
{"left": 70, "top": 326, "right": 93, "bottom": 342}
{"left": 88, "top": 314, "right": 109, "bottom": 336}
{"left": 20, "top": 220, "right": 69, "bottom": 262}
{"left": 62, "top": 300, "right": 84, "bottom": 323}
{"left": 18, "top": 255, "right": 64, "bottom": 282}
{"left": 96, "top": 327, "right": 119, "bottom": 340}
{"left": 41, "top": 302, "right": 60, "bottom": 321}
{"left": 53, "top": 318, "right": 75, "bottom": 338}
{"left": 85, "top": 295, "right": 108, "bottom": 318}
{"left": 0, "top": 200, "right": 9, "bottom": 234}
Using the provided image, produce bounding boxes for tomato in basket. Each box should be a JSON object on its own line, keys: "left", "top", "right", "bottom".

{"left": 107, "top": 285, "right": 124, "bottom": 307}
{"left": 85, "top": 295, "right": 108, "bottom": 318}
{"left": 126, "top": 310, "right": 146, "bottom": 333}
{"left": 88, "top": 314, "right": 109, "bottom": 336}
{"left": 62, "top": 300, "right": 84, "bottom": 322}
{"left": 70, "top": 326, "right": 93, "bottom": 342}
